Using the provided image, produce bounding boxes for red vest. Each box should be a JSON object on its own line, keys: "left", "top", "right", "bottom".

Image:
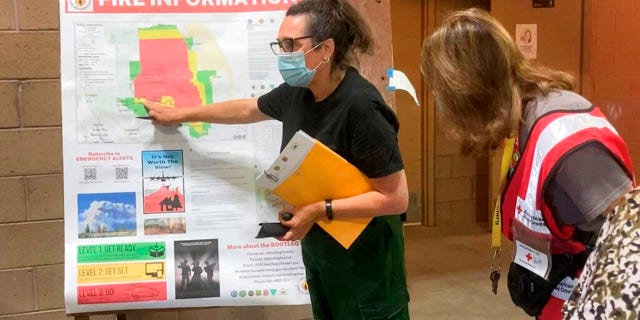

{"left": 501, "top": 107, "right": 634, "bottom": 255}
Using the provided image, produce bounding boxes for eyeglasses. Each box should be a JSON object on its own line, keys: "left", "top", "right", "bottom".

{"left": 269, "top": 36, "right": 313, "bottom": 55}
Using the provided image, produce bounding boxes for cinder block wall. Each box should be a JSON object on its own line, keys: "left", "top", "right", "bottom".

{"left": 0, "top": 0, "right": 68, "bottom": 318}
{"left": 433, "top": 133, "right": 489, "bottom": 226}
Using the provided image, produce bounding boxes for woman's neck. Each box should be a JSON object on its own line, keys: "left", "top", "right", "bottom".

{"left": 310, "top": 69, "right": 347, "bottom": 102}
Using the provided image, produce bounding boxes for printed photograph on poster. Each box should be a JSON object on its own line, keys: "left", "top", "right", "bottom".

{"left": 515, "top": 24, "right": 537, "bottom": 59}
{"left": 77, "top": 192, "right": 137, "bottom": 238}
{"left": 174, "top": 239, "right": 220, "bottom": 299}
{"left": 142, "top": 150, "right": 185, "bottom": 214}
{"left": 144, "top": 217, "right": 187, "bottom": 235}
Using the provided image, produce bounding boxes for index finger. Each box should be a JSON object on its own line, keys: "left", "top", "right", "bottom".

{"left": 281, "top": 230, "right": 293, "bottom": 241}
{"left": 142, "top": 100, "right": 159, "bottom": 110}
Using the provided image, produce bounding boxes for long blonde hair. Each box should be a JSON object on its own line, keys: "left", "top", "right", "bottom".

{"left": 421, "top": 8, "right": 575, "bottom": 157}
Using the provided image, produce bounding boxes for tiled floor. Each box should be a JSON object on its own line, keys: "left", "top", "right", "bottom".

{"left": 404, "top": 225, "right": 532, "bottom": 320}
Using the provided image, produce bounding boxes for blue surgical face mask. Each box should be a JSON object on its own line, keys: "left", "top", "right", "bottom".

{"left": 277, "top": 41, "right": 326, "bottom": 87}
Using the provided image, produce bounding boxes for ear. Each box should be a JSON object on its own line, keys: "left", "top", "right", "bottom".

{"left": 321, "top": 38, "right": 336, "bottom": 60}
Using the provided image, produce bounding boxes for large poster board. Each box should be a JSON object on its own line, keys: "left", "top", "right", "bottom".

{"left": 59, "top": 0, "right": 310, "bottom": 314}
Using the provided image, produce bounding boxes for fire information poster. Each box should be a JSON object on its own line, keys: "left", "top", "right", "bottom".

{"left": 59, "top": 0, "right": 310, "bottom": 314}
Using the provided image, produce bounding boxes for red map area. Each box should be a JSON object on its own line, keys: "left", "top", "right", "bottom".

{"left": 134, "top": 38, "right": 202, "bottom": 108}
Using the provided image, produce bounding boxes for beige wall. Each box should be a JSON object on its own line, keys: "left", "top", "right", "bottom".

{"left": 0, "top": 0, "right": 392, "bottom": 319}
{"left": 492, "top": 0, "right": 584, "bottom": 91}
{"left": 390, "top": 1, "right": 426, "bottom": 224}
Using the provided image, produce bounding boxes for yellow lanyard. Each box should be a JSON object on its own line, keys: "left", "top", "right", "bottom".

{"left": 490, "top": 137, "right": 515, "bottom": 283}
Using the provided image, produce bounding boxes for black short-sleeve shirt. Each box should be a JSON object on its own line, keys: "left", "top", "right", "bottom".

{"left": 257, "top": 67, "right": 404, "bottom": 178}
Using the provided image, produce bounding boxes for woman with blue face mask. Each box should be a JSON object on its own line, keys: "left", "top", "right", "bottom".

{"left": 275, "top": 38, "right": 327, "bottom": 87}
{"left": 144, "top": 1, "right": 410, "bottom": 318}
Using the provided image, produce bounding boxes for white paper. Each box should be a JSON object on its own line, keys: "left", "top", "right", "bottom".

{"left": 387, "top": 68, "right": 420, "bottom": 106}
{"left": 516, "top": 24, "right": 538, "bottom": 60}
{"left": 60, "top": 0, "right": 309, "bottom": 314}
{"left": 514, "top": 240, "right": 550, "bottom": 279}
{"left": 256, "top": 131, "right": 314, "bottom": 191}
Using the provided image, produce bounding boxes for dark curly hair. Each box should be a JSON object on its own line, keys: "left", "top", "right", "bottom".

{"left": 287, "top": 0, "right": 373, "bottom": 73}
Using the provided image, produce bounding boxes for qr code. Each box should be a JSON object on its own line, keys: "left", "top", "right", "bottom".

{"left": 115, "top": 167, "right": 128, "bottom": 180}
{"left": 83, "top": 168, "right": 97, "bottom": 181}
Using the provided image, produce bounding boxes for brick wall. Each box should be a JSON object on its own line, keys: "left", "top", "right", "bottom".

{"left": 0, "top": 0, "right": 69, "bottom": 318}
{"left": 433, "top": 132, "right": 489, "bottom": 226}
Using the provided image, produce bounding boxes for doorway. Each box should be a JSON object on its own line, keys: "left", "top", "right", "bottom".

{"left": 390, "top": 0, "right": 491, "bottom": 226}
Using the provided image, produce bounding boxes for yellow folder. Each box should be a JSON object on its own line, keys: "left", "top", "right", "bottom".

{"left": 256, "top": 130, "right": 372, "bottom": 249}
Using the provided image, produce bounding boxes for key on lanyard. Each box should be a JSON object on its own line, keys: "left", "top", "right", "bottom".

{"left": 490, "top": 270, "right": 501, "bottom": 294}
